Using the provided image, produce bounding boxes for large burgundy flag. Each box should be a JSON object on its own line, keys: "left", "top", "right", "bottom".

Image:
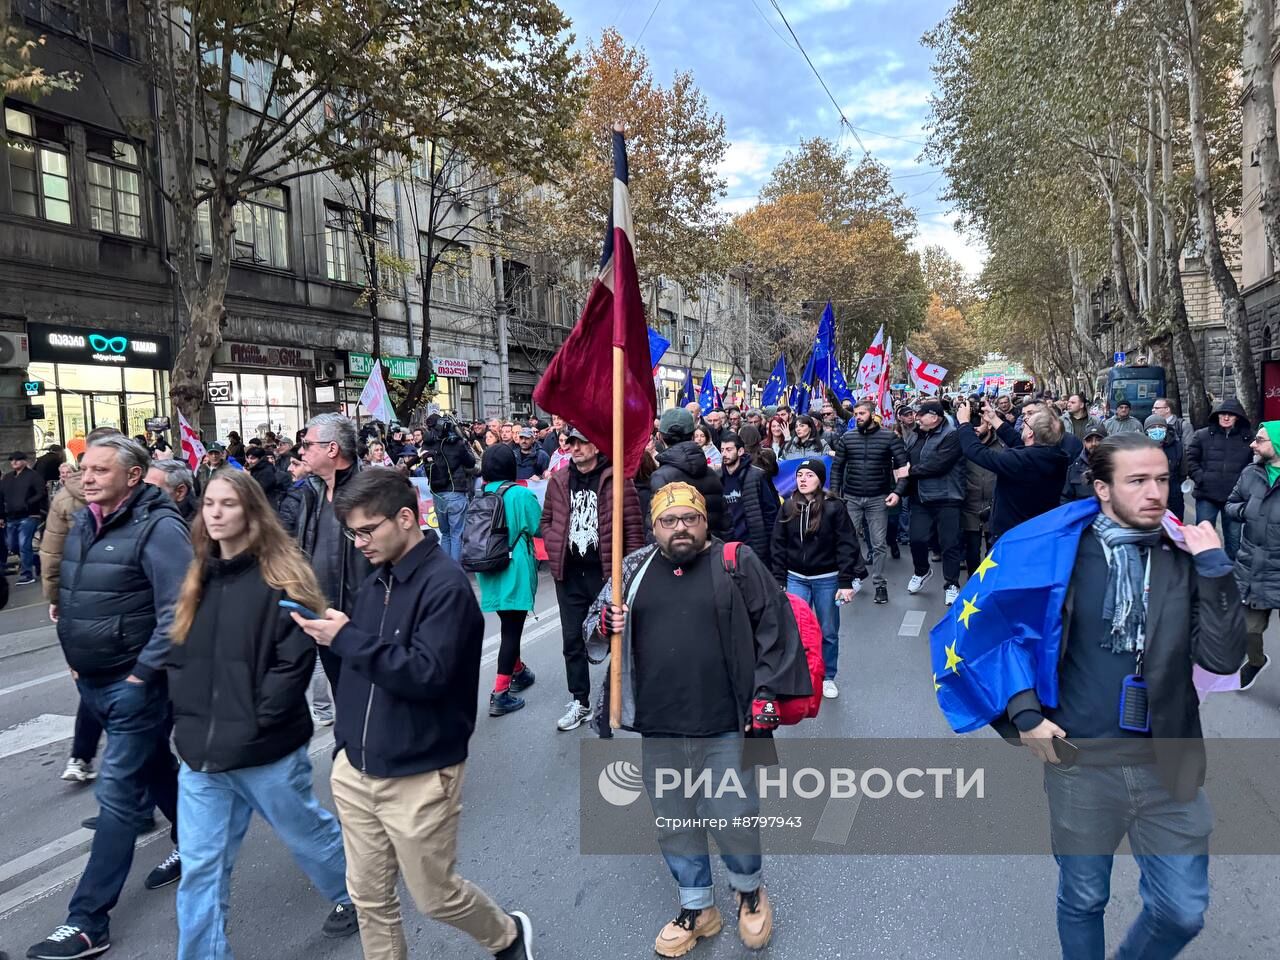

{"left": 533, "top": 129, "right": 656, "bottom": 477}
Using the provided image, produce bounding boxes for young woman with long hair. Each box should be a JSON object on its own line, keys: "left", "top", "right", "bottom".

{"left": 781, "top": 415, "right": 832, "bottom": 460}
{"left": 473, "top": 444, "right": 541, "bottom": 717}
{"left": 769, "top": 458, "right": 863, "bottom": 701}
{"left": 168, "top": 468, "right": 357, "bottom": 958}
{"left": 766, "top": 416, "right": 790, "bottom": 459}
{"left": 692, "top": 424, "right": 722, "bottom": 468}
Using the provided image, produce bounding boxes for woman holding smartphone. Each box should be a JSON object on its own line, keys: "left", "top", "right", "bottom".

{"left": 168, "top": 468, "right": 357, "bottom": 958}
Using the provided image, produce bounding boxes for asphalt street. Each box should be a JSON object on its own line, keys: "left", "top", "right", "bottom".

{"left": 1, "top": 551, "right": 1278, "bottom": 959}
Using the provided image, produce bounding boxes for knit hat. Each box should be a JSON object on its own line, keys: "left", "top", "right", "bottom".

{"left": 795, "top": 457, "right": 826, "bottom": 487}
{"left": 481, "top": 443, "right": 517, "bottom": 483}
{"left": 1143, "top": 415, "right": 1169, "bottom": 431}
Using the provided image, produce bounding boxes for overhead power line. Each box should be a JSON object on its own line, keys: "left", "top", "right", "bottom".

{"left": 766, "top": 0, "right": 868, "bottom": 157}
{"left": 636, "top": 0, "right": 665, "bottom": 41}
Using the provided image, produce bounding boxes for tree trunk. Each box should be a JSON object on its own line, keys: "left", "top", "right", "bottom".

{"left": 1245, "top": 0, "right": 1280, "bottom": 263}
{"left": 1149, "top": 334, "right": 1180, "bottom": 409}
{"left": 170, "top": 195, "right": 234, "bottom": 424}
{"left": 401, "top": 280, "right": 435, "bottom": 418}
{"left": 1067, "top": 246, "right": 1108, "bottom": 370}
{"left": 1185, "top": 0, "right": 1261, "bottom": 414}
{"left": 1159, "top": 38, "right": 1211, "bottom": 427}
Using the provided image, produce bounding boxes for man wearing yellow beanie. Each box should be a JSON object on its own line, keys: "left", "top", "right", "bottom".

{"left": 584, "top": 481, "right": 811, "bottom": 957}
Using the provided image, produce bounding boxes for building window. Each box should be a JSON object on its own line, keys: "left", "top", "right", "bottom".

{"left": 5, "top": 107, "right": 71, "bottom": 224}
{"left": 325, "top": 206, "right": 394, "bottom": 290}
{"left": 412, "top": 139, "right": 466, "bottom": 192}
{"left": 18, "top": 0, "right": 79, "bottom": 33}
{"left": 197, "top": 187, "right": 289, "bottom": 269}
{"left": 423, "top": 237, "right": 471, "bottom": 306}
{"left": 86, "top": 138, "right": 142, "bottom": 237}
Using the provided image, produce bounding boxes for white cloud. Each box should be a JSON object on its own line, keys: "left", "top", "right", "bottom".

{"left": 720, "top": 194, "right": 760, "bottom": 215}
{"left": 717, "top": 138, "right": 777, "bottom": 193}
{"left": 843, "top": 82, "right": 932, "bottom": 123}
{"left": 913, "top": 215, "right": 988, "bottom": 277}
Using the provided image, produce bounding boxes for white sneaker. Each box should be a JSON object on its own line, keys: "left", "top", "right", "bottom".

{"left": 944, "top": 584, "right": 959, "bottom": 606}
{"left": 61, "top": 757, "right": 96, "bottom": 782}
{"left": 556, "top": 701, "right": 591, "bottom": 732}
{"left": 907, "top": 569, "right": 933, "bottom": 595}
{"left": 822, "top": 679, "right": 839, "bottom": 699}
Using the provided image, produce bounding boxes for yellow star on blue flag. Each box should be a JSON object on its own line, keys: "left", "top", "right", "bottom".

{"left": 761, "top": 354, "right": 788, "bottom": 407}
{"left": 928, "top": 499, "right": 1104, "bottom": 734}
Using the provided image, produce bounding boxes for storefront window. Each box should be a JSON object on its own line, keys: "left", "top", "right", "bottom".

{"left": 26, "top": 361, "right": 168, "bottom": 455}
{"left": 208, "top": 370, "right": 306, "bottom": 442}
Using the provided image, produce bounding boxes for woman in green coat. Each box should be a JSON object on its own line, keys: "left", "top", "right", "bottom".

{"left": 475, "top": 443, "right": 541, "bottom": 717}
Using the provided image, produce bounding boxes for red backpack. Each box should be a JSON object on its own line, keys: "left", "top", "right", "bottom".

{"left": 722, "top": 543, "right": 824, "bottom": 724}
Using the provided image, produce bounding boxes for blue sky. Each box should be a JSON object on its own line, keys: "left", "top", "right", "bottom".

{"left": 553, "top": 0, "right": 985, "bottom": 274}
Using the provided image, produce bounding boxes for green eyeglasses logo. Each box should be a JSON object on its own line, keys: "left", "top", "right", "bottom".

{"left": 89, "top": 334, "right": 128, "bottom": 354}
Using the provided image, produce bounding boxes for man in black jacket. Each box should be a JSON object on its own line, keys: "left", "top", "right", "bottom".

{"left": 293, "top": 468, "right": 533, "bottom": 960}
{"left": 718, "top": 433, "right": 779, "bottom": 567}
{"left": 903, "top": 401, "right": 966, "bottom": 604}
{"left": 650, "top": 407, "right": 728, "bottom": 537}
{"left": 1, "top": 449, "right": 47, "bottom": 584}
{"left": 1060, "top": 426, "right": 1106, "bottom": 504}
{"left": 1187, "top": 398, "right": 1252, "bottom": 559}
{"left": 28, "top": 435, "right": 191, "bottom": 960}
{"left": 1225, "top": 421, "right": 1280, "bottom": 689}
{"left": 997, "top": 435, "right": 1245, "bottom": 960}
{"left": 244, "top": 445, "right": 281, "bottom": 507}
{"left": 955, "top": 400, "right": 1071, "bottom": 541}
{"left": 292, "top": 413, "right": 374, "bottom": 694}
{"left": 830, "top": 400, "right": 908, "bottom": 604}
{"left": 418, "top": 413, "right": 475, "bottom": 564}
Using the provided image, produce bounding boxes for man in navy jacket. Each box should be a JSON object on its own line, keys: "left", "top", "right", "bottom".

{"left": 293, "top": 467, "right": 533, "bottom": 960}
{"left": 954, "top": 399, "right": 1071, "bottom": 542}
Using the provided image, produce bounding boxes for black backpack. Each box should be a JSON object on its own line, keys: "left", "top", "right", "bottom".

{"left": 460, "top": 482, "right": 520, "bottom": 573}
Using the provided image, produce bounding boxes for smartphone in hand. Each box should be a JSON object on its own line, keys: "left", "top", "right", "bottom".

{"left": 1052, "top": 735, "right": 1079, "bottom": 767}
{"left": 279, "top": 599, "right": 323, "bottom": 620}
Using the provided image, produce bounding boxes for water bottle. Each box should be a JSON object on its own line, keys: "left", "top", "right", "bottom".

{"left": 1181, "top": 477, "right": 1194, "bottom": 495}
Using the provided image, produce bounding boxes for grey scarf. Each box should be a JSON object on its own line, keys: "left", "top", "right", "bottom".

{"left": 1091, "top": 514, "right": 1161, "bottom": 654}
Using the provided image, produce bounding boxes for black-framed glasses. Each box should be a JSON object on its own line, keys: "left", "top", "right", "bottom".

{"left": 298, "top": 437, "right": 334, "bottom": 450}
{"left": 342, "top": 516, "right": 391, "bottom": 543}
{"left": 656, "top": 513, "right": 705, "bottom": 531}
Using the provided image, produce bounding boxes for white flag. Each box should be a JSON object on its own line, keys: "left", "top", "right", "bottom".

{"left": 903, "top": 346, "right": 947, "bottom": 395}
{"left": 179, "top": 412, "right": 206, "bottom": 471}
{"left": 359, "top": 359, "right": 396, "bottom": 423}
{"left": 855, "top": 325, "right": 886, "bottom": 393}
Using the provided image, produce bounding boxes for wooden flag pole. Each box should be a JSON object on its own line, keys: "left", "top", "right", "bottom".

{"left": 609, "top": 341, "right": 624, "bottom": 729}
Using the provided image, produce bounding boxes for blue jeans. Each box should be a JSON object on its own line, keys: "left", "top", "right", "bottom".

{"left": 434, "top": 491, "right": 469, "bottom": 563}
{"left": 787, "top": 572, "right": 840, "bottom": 680}
{"left": 177, "top": 745, "right": 349, "bottom": 960}
{"left": 67, "top": 677, "right": 180, "bottom": 938}
{"left": 1044, "top": 763, "right": 1211, "bottom": 960}
{"left": 641, "top": 734, "right": 762, "bottom": 909}
{"left": 1194, "top": 499, "right": 1241, "bottom": 561}
{"left": 5, "top": 515, "right": 39, "bottom": 577}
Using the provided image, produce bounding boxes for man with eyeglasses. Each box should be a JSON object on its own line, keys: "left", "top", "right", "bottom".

{"left": 1225, "top": 421, "right": 1280, "bottom": 690}
{"left": 585, "top": 482, "right": 811, "bottom": 956}
{"left": 540, "top": 425, "right": 644, "bottom": 732}
{"left": 288, "top": 413, "right": 373, "bottom": 697}
{"left": 292, "top": 468, "right": 535, "bottom": 960}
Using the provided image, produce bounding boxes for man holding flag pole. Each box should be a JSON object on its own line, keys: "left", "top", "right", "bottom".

{"left": 533, "top": 122, "right": 809, "bottom": 956}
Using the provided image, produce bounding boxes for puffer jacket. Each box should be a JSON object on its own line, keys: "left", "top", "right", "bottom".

{"left": 167, "top": 553, "right": 315, "bottom": 773}
{"left": 40, "top": 473, "right": 85, "bottom": 603}
{"left": 830, "top": 422, "right": 908, "bottom": 499}
{"left": 1187, "top": 398, "right": 1253, "bottom": 504}
{"left": 541, "top": 463, "right": 645, "bottom": 581}
{"left": 908, "top": 421, "right": 966, "bottom": 504}
{"left": 1226, "top": 463, "right": 1280, "bottom": 609}
{"left": 650, "top": 441, "right": 728, "bottom": 536}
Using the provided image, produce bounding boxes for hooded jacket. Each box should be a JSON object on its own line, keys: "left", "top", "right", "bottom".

{"left": 650, "top": 440, "right": 728, "bottom": 537}
{"left": 769, "top": 492, "right": 864, "bottom": 588}
{"left": 1187, "top": 398, "right": 1253, "bottom": 504}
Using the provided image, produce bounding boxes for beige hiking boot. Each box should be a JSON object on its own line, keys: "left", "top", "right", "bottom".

{"left": 736, "top": 886, "right": 773, "bottom": 949}
{"left": 654, "top": 905, "right": 723, "bottom": 957}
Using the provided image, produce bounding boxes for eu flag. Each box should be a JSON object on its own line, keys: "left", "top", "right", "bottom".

{"left": 829, "top": 360, "right": 855, "bottom": 404}
{"left": 929, "top": 499, "right": 1101, "bottom": 733}
{"left": 647, "top": 327, "right": 670, "bottom": 372}
{"left": 698, "top": 368, "right": 718, "bottom": 415}
{"left": 678, "top": 368, "right": 696, "bottom": 406}
{"left": 761, "top": 355, "right": 787, "bottom": 407}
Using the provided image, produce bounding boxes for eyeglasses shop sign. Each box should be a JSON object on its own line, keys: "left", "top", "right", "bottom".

{"left": 28, "top": 323, "right": 171, "bottom": 369}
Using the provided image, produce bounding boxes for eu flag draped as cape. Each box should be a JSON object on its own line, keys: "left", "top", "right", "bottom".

{"left": 929, "top": 498, "right": 1101, "bottom": 734}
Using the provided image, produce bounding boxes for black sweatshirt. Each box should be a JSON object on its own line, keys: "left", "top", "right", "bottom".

{"left": 769, "top": 493, "right": 865, "bottom": 588}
